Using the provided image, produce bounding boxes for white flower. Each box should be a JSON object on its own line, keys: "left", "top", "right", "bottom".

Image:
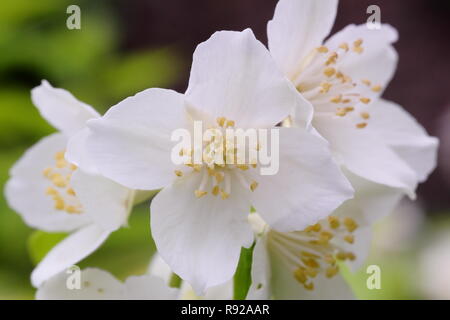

{"left": 4, "top": 80, "right": 134, "bottom": 287}
{"left": 86, "top": 29, "right": 354, "bottom": 294}
{"left": 246, "top": 211, "right": 371, "bottom": 300}
{"left": 267, "top": 0, "right": 438, "bottom": 201}
{"left": 419, "top": 231, "right": 450, "bottom": 300}
{"left": 36, "top": 267, "right": 179, "bottom": 300}
{"left": 149, "top": 254, "right": 233, "bottom": 300}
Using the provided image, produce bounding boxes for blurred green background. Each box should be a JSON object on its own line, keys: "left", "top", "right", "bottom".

{"left": 0, "top": 0, "right": 182, "bottom": 299}
{"left": 0, "top": 0, "right": 449, "bottom": 300}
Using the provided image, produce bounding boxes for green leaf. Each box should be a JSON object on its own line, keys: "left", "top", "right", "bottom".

{"left": 233, "top": 243, "right": 255, "bottom": 300}
{"left": 27, "top": 230, "right": 68, "bottom": 265}
{"left": 169, "top": 273, "right": 182, "bottom": 288}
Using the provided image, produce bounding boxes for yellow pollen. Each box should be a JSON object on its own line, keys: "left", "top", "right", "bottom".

{"left": 66, "top": 188, "right": 76, "bottom": 196}
{"left": 303, "top": 282, "right": 314, "bottom": 291}
{"left": 341, "top": 99, "right": 351, "bottom": 104}
{"left": 317, "top": 46, "right": 328, "bottom": 53}
{"left": 194, "top": 190, "right": 207, "bottom": 198}
{"left": 65, "top": 205, "right": 82, "bottom": 214}
{"left": 328, "top": 216, "right": 340, "bottom": 229}
{"left": 360, "top": 97, "right": 371, "bottom": 104}
{"left": 43, "top": 168, "right": 53, "bottom": 178}
{"left": 215, "top": 172, "right": 224, "bottom": 183}
{"left": 326, "top": 266, "right": 339, "bottom": 278}
{"left": 320, "top": 82, "right": 332, "bottom": 93}
{"left": 250, "top": 181, "right": 258, "bottom": 192}
{"left": 336, "top": 252, "right": 348, "bottom": 260}
{"left": 174, "top": 170, "right": 183, "bottom": 177}
{"left": 54, "top": 198, "right": 65, "bottom": 210}
{"left": 361, "top": 112, "right": 370, "bottom": 119}
{"left": 356, "top": 122, "right": 367, "bottom": 129}
{"left": 330, "top": 95, "right": 342, "bottom": 103}
{"left": 226, "top": 120, "right": 235, "bottom": 128}
{"left": 294, "top": 268, "right": 307, "bottom": 284}
{"left": 344, "top": 235, "right": 355, "bottom": 244}
{"left": 325, "top": 52, "right": 338, "bottom": 66}
{"left": 343, "top": 217, "right": 358, "bottom": 232}
{"left": 320, "top": 231, "right": 333, "bottom": 241}
{"left": 323, "top": 67, "right": 336, "bottom": 77}
{"left": 336, "top": 108, "right": 347, "bottom": 117}
{"left": 353, "top": 39, "right": 363, "bottom": 47}
{"left": 56, "top": 159, "right": 67, "bottom": 168}
{"left": 353, "top": 46, "right": 364, "bottom": 54}
{"left": 216, "top": 117, "right": 226, "bottom": 127}
{"left": 220, "top": 190, "right": 229, "bottom": 200}
{"left": 346, "top": 252, "right": 356, "bottom": 261}
{"left": 345, "top": 107, "right": 355, "bottom": 112}
{"left": 54, "top": 151, "right": 65, "bottom": 161}
{"left": 339, "top": 43, "right": 349, "bottom": 52}
{"left": 70, "top": 164, "right": 78, "bottom": 171}
{"left": 237, "top": 164, "right": 249, "bottom": 171}
{"left": 52, "top": 174, "right": 67, "bottom": 188}
{"left": 212, "top": 185, "right": 220, "bottom": 196}
{"left": 46, "top": 187, "right": 58, "bottom": 196}
{"left": 372, "top": 85, "right": 382, "bottom": 92}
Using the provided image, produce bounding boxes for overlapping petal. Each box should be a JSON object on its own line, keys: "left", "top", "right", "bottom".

{"left": 31, "top": 80, "right": 99, "bottom": 136}
{"left": 87, "top": 88, "right": 188, "bottom": 190}
{"left": 267, "top": 0, "right": 338, "bottom": 79}
{"left": 151, "top": 172, "right": 253, "bottom": 295}
{"left": 186, "top": 29, "right": 311, "bottom": 129}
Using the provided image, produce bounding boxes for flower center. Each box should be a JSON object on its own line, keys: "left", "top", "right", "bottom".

{"left": 43, "top": 150, "right": 83, "bottom": 214}
{"left": 268, "top": 215, "right": 358, "bottom": 291}
{"left": 173, "top": 117, "right": 259, "bottom": 200}
{"left": 293, "top": 39, "right": 382, "bottom": 129}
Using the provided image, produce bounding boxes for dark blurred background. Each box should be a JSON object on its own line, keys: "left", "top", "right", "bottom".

{"left": 0, "top": 0, "right": 449, "bottom": 299}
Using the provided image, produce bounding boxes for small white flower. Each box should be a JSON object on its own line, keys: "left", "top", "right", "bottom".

{"left": 267, "top": 0, "right": 438, "bottom": 201}
{"left": 4, "top": 80, "right": 134, "bottom": 287}
{"left": 36, "top": 267, "right": 179, "bottom": 300}
{"left": 246, "top": 212, "right": 371, "bottom": 300}
{"left": 86, "top": 29, "right": 354, "bottom": 294}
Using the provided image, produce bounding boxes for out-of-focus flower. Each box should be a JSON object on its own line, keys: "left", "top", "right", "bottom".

{"left": 373, "top": 198, "right": 425, "bottom": 254}
{"left": 267, "top": 0, "right": 438, "bottom": 215}
{"left": 246, "top": 211, "right": 371, "bottom": 300}
{"left": 419, "top": 230, "right": 450, "bottom": 299}
{"left": 36, "top": 268, "right": 179, "bottom": 300}
{"left": 85, "top": 29, "right": 354, "bottom": 294}
{"left": 4, "top": 81, "right": 134, "bottom": 287}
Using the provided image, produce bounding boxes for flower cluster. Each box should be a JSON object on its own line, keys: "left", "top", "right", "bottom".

{"left": 5, "top": 0, "right": 437, "bottom": 299}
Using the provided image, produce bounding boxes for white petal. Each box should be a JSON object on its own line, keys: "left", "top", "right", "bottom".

{"left": 325, "top": 24, "right": 398, "bottom": 93}
{"left": 70, "top": 170, "right": 132, "bottom": 231}
{"left": 247, "top": 234, "right": 271, "bottom": 300}
{"left": 269, "top": 253, "right": 354, "bottom": 299}
{"left": 87, "top": 88, "right": 188, "bottom": 190}
{"left": 314, "top": 114, "right": 418, "bottom": 196}
{"left": 151, "top": 172, "right": 253, "bottom": 295}
{"left": 148, "top": 254, "right": 173, "bottom": 282}
{"left": 4, "top": 133, "right": 90, "bottom": 232}
{"left": 31, "top": 224, "right": 110, "bottom": 287}
{"left": 185, "top": 29, "right": 308, "bottom": 129}
{"left": 366, "top": 99, "right": 438, "bottom": 182}
{"left": 346, "top": 171, "right": 404, "bottom": 224}
{"left": 31, "top": 80, "right": 99, "bottom": 136}
{"left": 124, "top": 275, "right": 179, "bottom": 300}
{"left": 268, "top": 0, "right": 338, "bottom": 79}
{"left": 248, "top": 127, "right": 354, "bottom": 232}
{"left": 66, "top": 128, "right": 99, "bottom": 175}
{"left": 36, "top": 268, "right": 123, "bottom": 300}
